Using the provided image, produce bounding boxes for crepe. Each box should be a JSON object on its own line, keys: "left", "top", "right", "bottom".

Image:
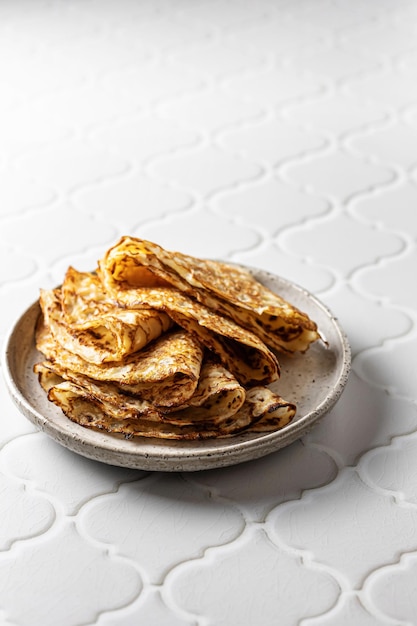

{"left": 34, "top": 357, "right": 246, "bottom": 425}
{"left": 104, "top": 285, "right": 279, "bottom": 386}
{"left": 41, "top": 267, "right": 172, "bottom": 364}
{"left": 99, "top": 236, "right": 320, "bottom": 354}
{"left": 36, "top": 317, "right": 203, "bottom": 407}
{"left": 37, "top": 364, "right": 295, "bottom": 440}
{"left": 46, "top": 382, "right": 253, "bottom": 439}
{"left": 240, "top": 387, "right": 296, "bottom": 432}
{"left": 35, "top": 361, "right": 163, "bottom": 421}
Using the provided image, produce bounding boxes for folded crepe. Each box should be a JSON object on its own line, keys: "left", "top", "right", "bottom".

{"left": 34, "top": 357, "right": 247, "bottom": 425}
{"left": 45, "top": 382, "right": 253, "bottom": 439}
{"left": 99, "top": 236, "right": 320, "bottom": 354}
{"left": 36, "top": 362, "right": 295, "bottom": 440}
{"left": 45, "top": 266, "right": 278, "bottom": 386}
{"left": 35, "top": 317, "right": 203, "bottom": 407}
{"left": 40, "top": 267, "right": 172, "bottom": 364}
{"left": 103, "top": 285, "right": 279, "bottom": 386}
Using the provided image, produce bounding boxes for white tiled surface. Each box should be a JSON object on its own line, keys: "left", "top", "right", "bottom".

{"left": 1, "top": 1, "right": 417, "bottom": 624}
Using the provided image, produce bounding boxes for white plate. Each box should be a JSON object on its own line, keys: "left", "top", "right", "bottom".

{"left": 2, "top": 267, "right": 350, "bottom": 472}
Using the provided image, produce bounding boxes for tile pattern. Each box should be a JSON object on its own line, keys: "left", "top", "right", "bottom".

{"left": 1, "top": 1, "right": 417, "bottom": 624}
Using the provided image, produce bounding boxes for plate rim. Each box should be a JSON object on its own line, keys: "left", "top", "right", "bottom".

{"left": 1, "top": 266, "right": 351, "bottom": 472}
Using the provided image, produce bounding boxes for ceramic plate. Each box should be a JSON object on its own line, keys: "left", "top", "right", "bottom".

{"left": 2, "top": 267, "right": 350, "bottom": 472}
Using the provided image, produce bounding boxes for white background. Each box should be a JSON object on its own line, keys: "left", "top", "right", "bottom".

{"left": 1, "top": 1, "right": 417, "bottom": 624}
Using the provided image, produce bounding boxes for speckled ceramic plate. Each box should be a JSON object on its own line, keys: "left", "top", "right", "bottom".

{"left": 2, "top": 267, "right": 350, "bottom": 472}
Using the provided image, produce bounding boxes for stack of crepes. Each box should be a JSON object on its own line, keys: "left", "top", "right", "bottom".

{"left": 34, "top": 236, "right": 320, "bottom": 440}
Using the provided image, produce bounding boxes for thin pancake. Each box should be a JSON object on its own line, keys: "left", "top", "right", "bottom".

{"left": 43, "top": 267, "right": 172, "bottom": 363}
{"left": 35, "top": 361, "right": 162, "bottom": 421}
{"left": 46, "top": 381, "right": 253, "bottom": 440}
{"left": 102, "top": 285, "right": 279, "bottom": 386}
{"left": 35, "top": 316, "right": 203, "bottom": 407}
{"left": 99, "top": 236, "right": 320, "bottom": 354}
{"left": 238, "top": 386, "right": 296, "bottom": 432}
{"left": 34, "top": 358, "right": 246, "bottom": 426}
{"left": 171, "top": 358, "right": 246, "bottom": 422}
{"left": 44, "top": 378, "right": 295, "bottom": 440}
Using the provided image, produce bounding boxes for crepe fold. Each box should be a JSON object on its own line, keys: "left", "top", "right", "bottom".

{"left": 35, "top": 361, "right": 295, "bottom": 440}
{"left": 36, "top": 317, "right": 203, "bottom": 407}
{"left": 43, "top": 267, "right": 173, "bottom": 364}
{"left": 60, "top": 265, "right": 279, "bottom": 387}
{"left": 34, "top": 358, "right": 246, "bottom": 423}
{"left": 99, "top": 236, "right": 320, "bottom": 354}
{"left": 102, "top": 285, "right": 280, "bottom": 387}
